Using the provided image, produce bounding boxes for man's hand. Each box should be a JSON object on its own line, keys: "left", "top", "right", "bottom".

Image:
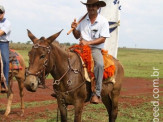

{"left": 79, "top": 38, "right": 90, "bottom": 45}
{"left": 71, "top": 19, "right": 78, "bottom": 29}
{"left": 71, "top": 19, "right": 81, "bottom": 39}
{"left": 0, "top": 30, "right": 5, "bottom": 36}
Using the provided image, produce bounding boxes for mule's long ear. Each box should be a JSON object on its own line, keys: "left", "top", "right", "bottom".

{"left": 27, "top": 29, "right": 38, "bottom": 44}
{"left": 47, "top": 29, "right": 63, "bottom": 44}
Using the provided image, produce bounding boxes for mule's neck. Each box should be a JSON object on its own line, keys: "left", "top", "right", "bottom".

{"left": 50, "top": 44, "right": 70, "bottom": 79}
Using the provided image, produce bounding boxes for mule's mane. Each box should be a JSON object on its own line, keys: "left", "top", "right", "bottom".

{"left": 52, "top": 40, "right": 68, "bottom": 51}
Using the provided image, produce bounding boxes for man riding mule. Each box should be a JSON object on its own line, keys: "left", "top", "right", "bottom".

{"left": 0, "top": 5, "right": 26, "bottom": 117}
{"left": 71, "top": 0, "right": 110, "bottom": 104}
{"left": 0, "top": 49, "right": 26, "bottom": 116}
{"left": 0, "top": 5, "right": 11, "bottom": 92}
{"left": 25, "top": 28, "right": 124, "bottom": 122}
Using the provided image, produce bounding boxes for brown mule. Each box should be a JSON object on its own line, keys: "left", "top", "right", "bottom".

{"left": 25, "top": 29, "right": 124, "bottom": 122}
{"left": 0, "top": 50, "right": 26, "bottom": 116}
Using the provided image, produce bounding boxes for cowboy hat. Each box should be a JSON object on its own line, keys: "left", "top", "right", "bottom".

{"left": 0, "top": 5, "right": 5, "bottom": 13}
{"left": 81, "top": 0, "right": 106, "bottom": 7}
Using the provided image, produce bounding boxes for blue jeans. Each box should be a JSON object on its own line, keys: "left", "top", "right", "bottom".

{"left": 0, "top": 42, "right": 9, "bottom": 86}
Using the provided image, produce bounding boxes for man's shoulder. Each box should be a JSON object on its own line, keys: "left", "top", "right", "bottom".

{"left": 0, "top": 18, "right": 10, "bottom": 23}
{"left": 0, "top": 18, "right": 11, "bottom": 33}
{"left": 2, "top": 18, "right": 11, "bottom": 26}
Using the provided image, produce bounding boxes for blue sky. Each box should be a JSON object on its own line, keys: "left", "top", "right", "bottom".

{"left": 0, "top": 0, "right": 162, "bottom": 49}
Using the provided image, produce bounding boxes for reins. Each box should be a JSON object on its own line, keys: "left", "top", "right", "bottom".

{"left": 53, "top": 52, "right": 86, "bottom": 121}
{"left": 26, "top": 43, "right": 86, "bottom": 93}
{"left": 53, "top": 53, "right": 86, "bottom": 95}
{"left": 26, "top": 42, "right": 86, "bottom": 122}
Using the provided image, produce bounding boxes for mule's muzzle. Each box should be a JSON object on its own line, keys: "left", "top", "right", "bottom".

{"left": 24, "top": 75, "right": 38, "bottom": 92}
{"left": 25, "top": 83, "right": 37, "bottom": 92}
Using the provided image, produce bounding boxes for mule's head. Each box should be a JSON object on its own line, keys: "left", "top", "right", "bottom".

{"left": 24, "top": 29, "right": 63, "bottom": 92}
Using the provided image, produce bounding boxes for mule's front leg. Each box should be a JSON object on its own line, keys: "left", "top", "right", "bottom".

{"left": 4, "top": 81, "right": 13, "bottom": 116}
{"left": 18, "top": 78, "right": 25, "bottom": 116}
{"left": 74, "top": 99, "right": 85, "bottom": 122}
{"left": 4, "top": 93, "right": 13, "bottom": 116}
{"left": 57, "top": 98, "right": 68, "bottom": 122}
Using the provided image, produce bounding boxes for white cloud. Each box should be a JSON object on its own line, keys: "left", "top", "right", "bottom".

{"left": 119, "top": 0, "right": 163, "bottom": 49}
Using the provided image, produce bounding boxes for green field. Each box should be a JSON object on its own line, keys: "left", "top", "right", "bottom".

{"left": 118, "top": 48, "right": 163, "bottom": 78}
{"left": 0, "top": 95, "right": 162, "bottom": 122}
{"left": 0, "top": 43, "right": 162, "bottom": 122}
{"left": 10, "top": 43, "right": 163, "bottom": 78}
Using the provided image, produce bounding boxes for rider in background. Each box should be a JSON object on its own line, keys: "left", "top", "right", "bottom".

{"left": 0, "top": 5, "right": 11, "bottom": 92}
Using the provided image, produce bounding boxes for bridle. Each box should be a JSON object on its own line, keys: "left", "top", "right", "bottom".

{"left": 26, "top": 42, "right": 86, "bottom": 95}
{"left": 26, "top": 43, "right": 51, "bottom": 86}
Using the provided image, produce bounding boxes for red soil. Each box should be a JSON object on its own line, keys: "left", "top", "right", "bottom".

{"left": 0, "top": 77, "right": 163, "bottom": 120}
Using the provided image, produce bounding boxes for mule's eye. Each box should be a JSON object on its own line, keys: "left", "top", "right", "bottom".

{"left": 40, "top": 55, "right": 45, "bottom": 59}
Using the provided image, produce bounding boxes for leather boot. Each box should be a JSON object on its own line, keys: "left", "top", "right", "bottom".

{"left": 90, "top": 95, "right": 100, "bottom": 104}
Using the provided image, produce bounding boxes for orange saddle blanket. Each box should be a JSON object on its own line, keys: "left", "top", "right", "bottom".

{"left": 69, "top": 45, "right": 115, "bottom": 80}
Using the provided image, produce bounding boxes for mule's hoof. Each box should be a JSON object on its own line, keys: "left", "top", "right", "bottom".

{"left": 4, "top": 112, "right": 9, "bottom": 117}
{"left": 20, "top": 113, "right": 24, "bottom": 117}
{"left": 1, "top": 87, "right": 8, "bottom": 93}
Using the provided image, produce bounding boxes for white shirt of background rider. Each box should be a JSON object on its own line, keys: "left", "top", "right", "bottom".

{"left": 0, "top": 18, "right": 11, "bottom": 42}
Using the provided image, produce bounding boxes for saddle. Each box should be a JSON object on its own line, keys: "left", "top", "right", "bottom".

{"left": 0, "top": 49, "right": 22, "bottom": 92}
{"left": 69, "top": 45, "right": 116, "bottom": 92}
{"left": 9, "top": 49, "right": 22, "bottom": 71}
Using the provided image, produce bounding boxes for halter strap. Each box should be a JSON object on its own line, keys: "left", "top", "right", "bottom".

{"left": 53, "top": 52, "right": 86, "bottom": 95}
{"left": 26, "top": 43, "right": 51, "bottom": 87}
{"left": 33, "top": 43, "right": 51, "bottom": 53}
